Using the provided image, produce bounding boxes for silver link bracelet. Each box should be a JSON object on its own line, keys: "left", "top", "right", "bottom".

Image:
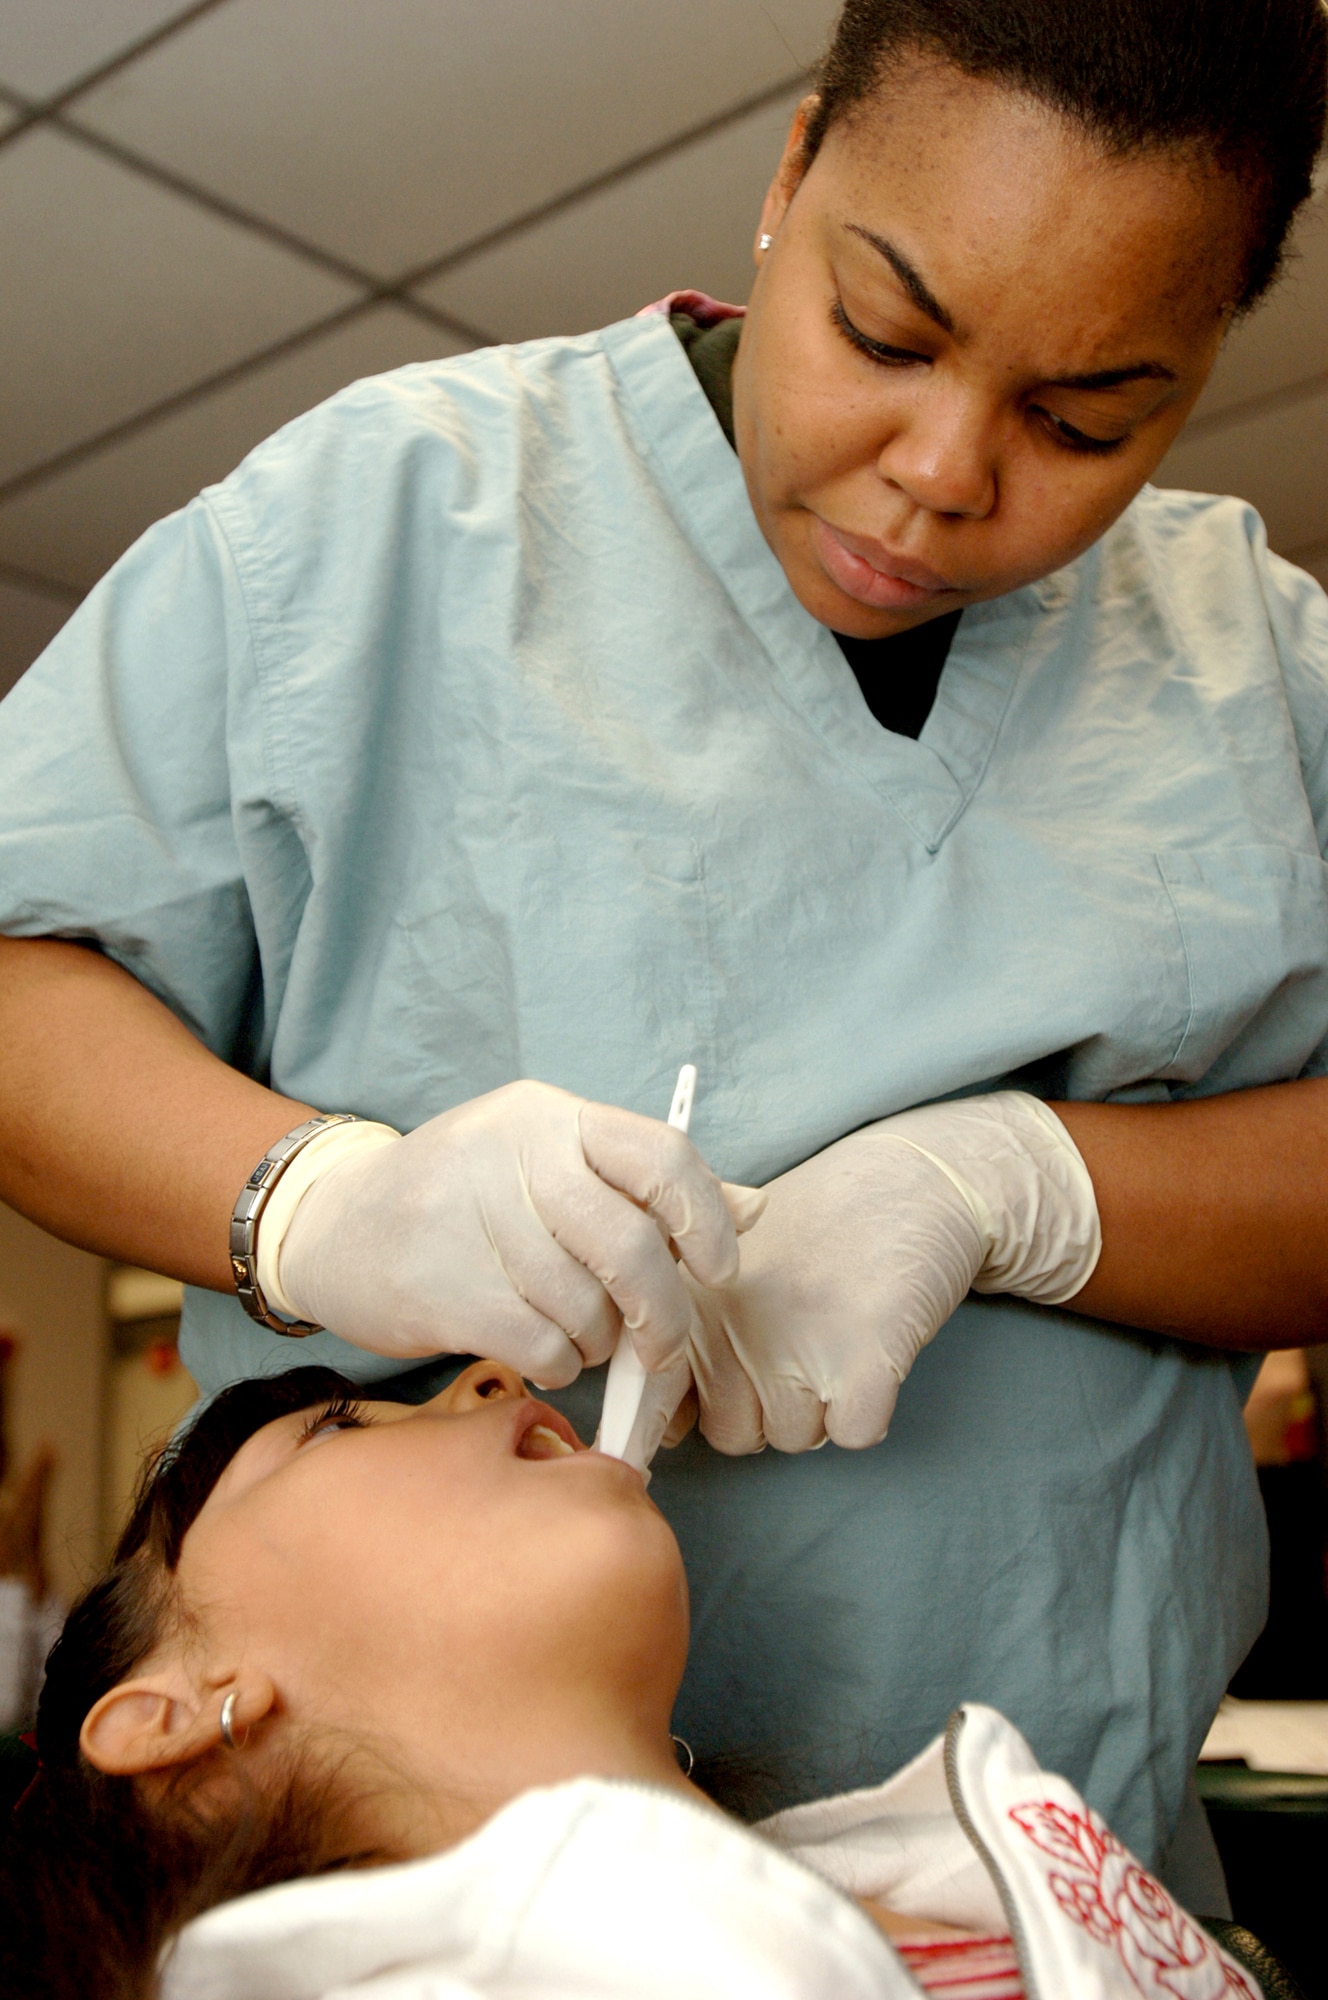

{"left": 229, "top": 1113, "right": 359, "bottom": 1335}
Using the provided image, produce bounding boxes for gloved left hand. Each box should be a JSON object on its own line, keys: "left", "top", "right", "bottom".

{"left": 680, "top": 1091, "right": 1102, "bottom": 1455}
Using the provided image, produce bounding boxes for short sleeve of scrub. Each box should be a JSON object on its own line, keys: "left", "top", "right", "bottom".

{"left": 1263, "top": 550, "right": 1328, "bottom": 838}
{"left": 0, "top": 499, "right": 262, "bottom": 1064}
{"left": 1259, "top": 544, "right": 1328, "bottom": 1074}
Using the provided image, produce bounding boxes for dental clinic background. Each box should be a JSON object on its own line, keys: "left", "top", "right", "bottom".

{"left": 0, "top": 0, "right": 1325, "bottom": 1610}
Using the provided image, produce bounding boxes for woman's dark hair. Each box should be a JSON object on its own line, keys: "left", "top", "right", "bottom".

{"left": 0, "top": 1367, "right": 367, "bottom": 2000}
{"left": 803, "top": 0, "right": 1328, "bottom": 309}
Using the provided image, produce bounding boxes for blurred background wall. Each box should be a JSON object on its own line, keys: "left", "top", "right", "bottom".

{"left": 0, "top": 0, "right": 1324, "bottom": 1582}
{"left": 0, "top": 1205, "right": 105, "bottom": 1600}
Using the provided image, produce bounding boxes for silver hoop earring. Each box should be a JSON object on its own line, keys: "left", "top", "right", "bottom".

{"left": 220, "top": 1691, "right": 243, "bottom": 1751}
{"left": 758, "top": 232, "right": 774, "bottom": 251}
{"left": 670, "top": 1733, "right": 694, "bottom": 1777}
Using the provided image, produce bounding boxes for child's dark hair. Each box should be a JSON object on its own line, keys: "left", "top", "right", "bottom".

{"left": 0, "top": 1363, "right": 816, "bottom": 1995}
{"left": 804, "top": 0, "right": 1328, "bottom": 309}
{"left": 0, "top": 1366, "right": 368, "bottom": 2000}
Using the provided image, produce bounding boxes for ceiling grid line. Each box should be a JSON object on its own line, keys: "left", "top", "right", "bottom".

{"left": 0, "top": 0, "right": 236, "bottom": 151}
{"left": 46, "top": 111, "right": 418, "bottom": 298}
{"left": 0, "top": 3, "right": 1320, "bottom": 662}
{"left": 2, "top": 67, "right": 1316, "bottom": 506}
{"left": 0, "top": 69, "right": 817, "bottom": 508}
{"left": 393, "top": 67, "right": 813, "bottom": 292}
{"left": 43, "top": 111, "right": 496, "bottom": 346}
{"left": 46, "top": 63, "right": 814, "bottom": 306}
{"left": 1, "top": 16, "right": 1313, "bottom": 519}
{"left": 0, "top": 296, "right": 484, "bottom": 510}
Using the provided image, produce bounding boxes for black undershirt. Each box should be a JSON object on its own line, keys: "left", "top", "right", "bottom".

{"left": 672, "top": 312, "right": 959, "bottom": 741}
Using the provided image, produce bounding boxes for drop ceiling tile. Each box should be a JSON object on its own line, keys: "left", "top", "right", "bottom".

{"left": 1155, "top": 383, "right": 1328, "bottom": 559}
{"left": 0, "top": 125, "right": 358, "bottom": 486}
{"left": 0, "top": 577, "right": 76, "bottom": 699}
{"left": 0, "top": 305, "right": 467, "bottom": 592}
{"left": 72, "top": 0, "right": 839, "bottom": 278}
{"left": 0, "top": 1, "right": 191, "bottom": 99}
{"left": 417, "top": 90, "right": 799, "bottom": 343}
{"left": 1192, "top": 188, "right": 1328, "bottom": 423}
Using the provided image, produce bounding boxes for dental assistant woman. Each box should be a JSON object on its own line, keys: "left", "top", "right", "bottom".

{"left": 1, "top": 0, "right": 1327, "bottom": 1906}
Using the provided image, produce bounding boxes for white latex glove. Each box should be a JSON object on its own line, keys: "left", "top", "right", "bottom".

{"left": 273, "top": 1080, "right": 761, "bottom": 1387}
{"left": 684, "top": 1091, "right": 1102, "bottom": 1455}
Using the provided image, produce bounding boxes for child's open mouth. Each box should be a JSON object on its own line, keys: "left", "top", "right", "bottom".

{"left": 517, "top": 1422, "right": 577, "bottom": 1460}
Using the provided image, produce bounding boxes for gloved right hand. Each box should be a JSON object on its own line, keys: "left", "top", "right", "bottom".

{"left": 270, "top": 1080, "right": 760, "bottom": 1387}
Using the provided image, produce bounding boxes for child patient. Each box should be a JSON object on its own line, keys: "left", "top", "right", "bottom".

{"left": 2, "top": 1364, "right": 1258, "bottom": 2000}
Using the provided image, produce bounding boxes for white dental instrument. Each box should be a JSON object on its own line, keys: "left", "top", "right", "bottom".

{"left": 596, "top": 1063, "right": 697, "bottom": 1461}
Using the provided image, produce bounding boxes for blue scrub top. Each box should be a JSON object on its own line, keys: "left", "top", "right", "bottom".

{"left": 3, "top": 311, "right": 1328, "bottom": 1876}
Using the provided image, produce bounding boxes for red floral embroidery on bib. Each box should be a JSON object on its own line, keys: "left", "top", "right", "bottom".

{"left": 1009, "top": 1800, "right": 1258, "bottom": 2000}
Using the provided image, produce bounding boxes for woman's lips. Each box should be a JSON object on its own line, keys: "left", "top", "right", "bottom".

{"left": 811, "top": 516, "right": 955, "bottom": 612}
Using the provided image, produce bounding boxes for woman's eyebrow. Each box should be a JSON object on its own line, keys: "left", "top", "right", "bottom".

{"left": 843, "top": 223, "right": 1179, "bottom": 391}
{"left": 844, "top": 223, "right": 957, "bottom": 335}
{"left": 1045, "top": 361, "right": 1178, "bottom": 390}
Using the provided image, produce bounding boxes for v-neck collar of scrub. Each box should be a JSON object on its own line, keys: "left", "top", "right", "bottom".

{"left": 600, "top": 311, "right": 1051, "bottom": 854}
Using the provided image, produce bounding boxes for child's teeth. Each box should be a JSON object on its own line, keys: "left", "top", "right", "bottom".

{"left": 529, "top": 1424, "right": 574, "bottom": 1456}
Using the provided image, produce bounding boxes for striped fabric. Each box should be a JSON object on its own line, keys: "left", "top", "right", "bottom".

{"left": 895, "top": 1934, "right": 1024, "bottom": 1999}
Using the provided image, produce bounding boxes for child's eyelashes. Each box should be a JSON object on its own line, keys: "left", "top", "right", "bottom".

{"left": 296, "top": 1396, "right": 372, "bottom": 1446}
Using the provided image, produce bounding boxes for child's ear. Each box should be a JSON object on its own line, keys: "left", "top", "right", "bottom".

{"left": 81, "top": 1671, "right": 275, "bottom": 1775}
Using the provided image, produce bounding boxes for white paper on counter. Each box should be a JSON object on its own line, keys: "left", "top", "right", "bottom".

{"left": 1200, "top": 1696, "right": 1328, "bottom": 1774}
